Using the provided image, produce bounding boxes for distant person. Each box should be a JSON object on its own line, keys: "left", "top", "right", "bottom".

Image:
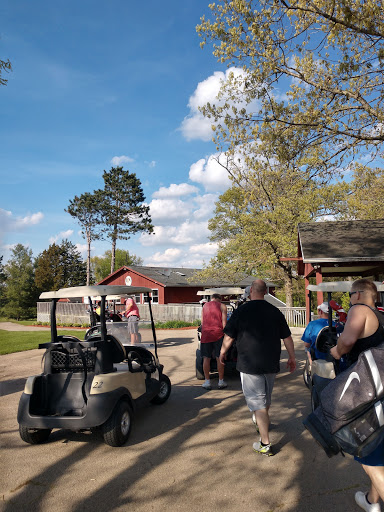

{"left": 330, "top": 279, "right": 384, "bottom": 511}
{"left": 95, "top": 302, "right": 101, "bottom": 322}
{"left": 302, "top": 302, "right": 332, "bottom": 363}
{"left": 123, "top": 297, "right": 140, "bottom": 344}
{"left": 200, "top": 293, "right": 228, "bottom": 390}
{"left": 220, "top": 279, "right": 296, "bottom": 456}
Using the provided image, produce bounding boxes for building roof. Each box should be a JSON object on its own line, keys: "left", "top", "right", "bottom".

{"left": 298, "top": 219, "right": 384, "bottom": 278}
{"left": 298, "top": 220, "right": 384, "bottom": 263}
{"left": 99, "top": 265, "right": 276, "bottom": 289}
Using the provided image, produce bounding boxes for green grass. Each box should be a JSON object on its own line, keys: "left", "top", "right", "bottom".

{"left": 154, "top": 320, "right": 200, "bottom": 329}
{"left": 0, "top": 329, "right": 87, "bottom": 355}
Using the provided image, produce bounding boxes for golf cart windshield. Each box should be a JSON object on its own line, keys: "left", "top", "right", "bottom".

{"left": 39, "top": 285, "right": 157, "bottom": 353}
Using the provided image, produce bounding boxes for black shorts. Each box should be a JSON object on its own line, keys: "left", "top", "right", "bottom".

{"left": 200, "top": 337, "right": 223, "bottom": 359}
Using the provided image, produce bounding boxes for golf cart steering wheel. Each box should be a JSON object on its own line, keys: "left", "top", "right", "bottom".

{"left": 127, "top": 350, "right": 144, "bottom": 373}
{"left": 315, "top": 327, "right": 338, "bottom": 354}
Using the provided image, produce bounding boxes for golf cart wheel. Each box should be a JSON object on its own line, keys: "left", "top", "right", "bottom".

{"left": 303, "top": 359, "right": 311, "bottom": 389}
{"left": 19, "top": 425, "right": 52, "bottom": 444}
{"left": 102, "top": 400, "right": 133, "bottom": 447}
{"left": 150, "top": 374, "right": 171, "bottom": 405}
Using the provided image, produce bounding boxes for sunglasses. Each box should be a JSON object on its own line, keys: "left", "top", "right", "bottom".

{"left": 349, "top": 290, "right": 364, "bottom": 297}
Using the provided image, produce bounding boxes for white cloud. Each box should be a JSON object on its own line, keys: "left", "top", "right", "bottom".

{"left": 180, "top": 67, "right": 252, "bottom": 142}
{"left": 153, "top": 183, "right": 199, "bottom": 199}
{"left": 189, "top": 242, "right": 219, "bottom": 255}
{"left": 49, "top": 229, "right": 74, "bottom": 244}
{"left": 76, "top": 243, "right": 93, "bottom": 259}
{"left": 0, "top": 208, "right": 44, "bottom": 234}
{"left": 147, "top": 248, "right": 183, "bottom": 265}
{"left": 192, "top": 193, "right": 220, "bottom": 220}
{"left": 189, "top": 154, "right": 231, "bottom": 192}
{"left": 140, "top": 220, "right": 210, "bottom": 247}
{"left": 148, "top": 198, "right": 192, "bottom": 224}
{"left": 111, "top": 155, "right": 134, "bottom": 166}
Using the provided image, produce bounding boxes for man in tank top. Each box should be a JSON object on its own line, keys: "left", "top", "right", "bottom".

{"left": 331, "top": 279, "right": 384, "bottom": 511}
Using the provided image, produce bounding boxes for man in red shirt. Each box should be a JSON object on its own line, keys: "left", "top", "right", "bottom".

{"left": 200, "top": 294, "right": 228, "bottom": 390}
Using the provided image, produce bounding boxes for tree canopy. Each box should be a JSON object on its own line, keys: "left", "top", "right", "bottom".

{"left": 35, "top": 240, "right": 87, "bottom": 291}
{"left": 1, "top": 244, "right": 39, "bottom": 320}
{"left": 66, "top": 191, "right": 104, "bottom": 285}
{"left": 195, "top": 132, "right": 344, "bottom": 305}
{"left": 197, "top": 0, "right": 384, "bottom": 165}
{"left": 91, "top": 249, "right": 143, "bottom": 283}
{"left": 97, "top": 167, "right": 153, "bottom": 274}
{"left": 0, "top": 58, "right": 12, "bottom": 86}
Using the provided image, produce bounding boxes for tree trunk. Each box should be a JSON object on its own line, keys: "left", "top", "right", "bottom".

{"left": 86, "top": 233, "right": 91, "bottom": 286}
{"left": 110, "top": 237, "right": 116, "bottom": 275}
{"left": 283, "top": 274, "right": 294, "bottom": 308}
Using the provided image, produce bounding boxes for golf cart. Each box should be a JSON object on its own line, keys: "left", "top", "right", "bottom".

{"left": 195, "top": 287, "right": 246, "bottom": 380}
{"left": 304, "top": 281, "right": 384, "bottom": 411}
{"left": 17, "top": 285, "right": 171, "bottom": 447}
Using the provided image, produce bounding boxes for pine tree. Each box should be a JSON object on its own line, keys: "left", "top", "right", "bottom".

{"left": 35, "top": 240, "right": 87, "bottom": 291}
{"left": 97, "top": 167, "right": 153, "bottom": 274}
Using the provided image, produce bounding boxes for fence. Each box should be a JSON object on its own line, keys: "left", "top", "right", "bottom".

{"left": 278, "top": 307, "right": 306, "bottom": 327}
{"left": 37, "top": 302, "right": 306, "bottom": 327}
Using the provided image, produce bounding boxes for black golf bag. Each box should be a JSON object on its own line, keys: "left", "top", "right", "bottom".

{"left": 303, "top": 342, "right": 384, "bottom": 458}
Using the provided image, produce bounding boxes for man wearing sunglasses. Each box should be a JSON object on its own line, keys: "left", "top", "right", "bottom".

{"left": 330, "top": 279, "right": 384, "bottom": 512}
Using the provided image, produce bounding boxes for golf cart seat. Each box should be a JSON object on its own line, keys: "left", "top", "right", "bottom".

{"left": 41, "top": 334, "right": 127, "bottom": 375}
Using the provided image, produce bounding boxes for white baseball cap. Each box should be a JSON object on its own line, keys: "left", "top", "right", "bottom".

{"left": 317, "top": 302, "right": 329, "bottom": 314}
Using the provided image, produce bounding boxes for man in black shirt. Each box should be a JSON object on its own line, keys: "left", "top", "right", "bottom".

{"left": 220, "top": 279, "right": 296, "bottom": 456}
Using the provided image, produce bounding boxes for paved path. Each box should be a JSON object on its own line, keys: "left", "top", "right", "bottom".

{"left": 0, "top": 322, "right": 51, "bottom": 331}
{"left": 0, "top": 328, "right": 366, "bottom": 512}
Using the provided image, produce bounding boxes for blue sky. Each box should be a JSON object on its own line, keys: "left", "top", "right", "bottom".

{"left": 0, "top": 0, "right": 235, "bottom": 268}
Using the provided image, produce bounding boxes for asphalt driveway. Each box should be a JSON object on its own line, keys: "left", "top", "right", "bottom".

{"left": 0, "top": 327, "right": 366, "bottom": 512}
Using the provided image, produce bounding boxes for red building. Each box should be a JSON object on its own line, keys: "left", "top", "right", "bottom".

{"left": 98, "top": 265, "right": 275, "bottom": 305}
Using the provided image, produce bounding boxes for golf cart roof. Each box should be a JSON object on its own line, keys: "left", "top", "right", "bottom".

{"left": 40, "top": 285, "right": 152, "bottom": 300}
{"left": 197, "top": 287, "right": 244, "bottom": 296}
{"left": 307, "top": 281, "right": 384, "bottom": 293}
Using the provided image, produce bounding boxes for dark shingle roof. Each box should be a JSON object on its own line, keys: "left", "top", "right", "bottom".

{"left": 298, "top": 220, "right": 384, "bottom": 263}
{"left": 128, "top": 266, "right": 275, "bottom": 288}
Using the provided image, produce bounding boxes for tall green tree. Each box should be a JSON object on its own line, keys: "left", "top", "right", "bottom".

{"left": 91, "top": 249, "right": 143, "bottom": 283}
{"left": 338, "top": 164, "right": 384, "bottom": 220}
{"left": 2, "top": 244, "right": 39, "bottom": 320}
{"left": 193, "top": 132, "right": 345, "bottom": 306}
{"left": 35, "top": 240, "right": 87, "bottom": 291}
{"left": 65, "top": 191, "right": 104, "bottom": 285}
{"left": 197, "top": 1, "right": 384, "bottom": 165}
{"left": 97, "top": 167, "right": 153, "bottom": 274}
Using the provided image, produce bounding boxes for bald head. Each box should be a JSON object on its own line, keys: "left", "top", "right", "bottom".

{"left": 250, "top": 279, "right": 267, "bottom": 300}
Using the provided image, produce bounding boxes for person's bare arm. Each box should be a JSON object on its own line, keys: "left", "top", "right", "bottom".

{"left": 219, "top": 334, "right": 235, "bottom": 365}
{"left": 221, "top": 303, "right": 227, "bottom": 328}
{"left": 283, "top": 336, "right": 296, "bottom": 372}
{"left": 330, "top": 306, "right": 366, "bottom": 359}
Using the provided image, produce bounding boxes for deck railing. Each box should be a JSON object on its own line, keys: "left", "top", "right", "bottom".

{"left": 37, "top": 302, "right": 307, "bottom": 327}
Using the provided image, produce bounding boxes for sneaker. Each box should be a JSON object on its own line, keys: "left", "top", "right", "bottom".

{"left": 355, "top": 491, "right": 381, "bottom": 512}
{"left": 202, "top": 380, "right": 212, "bottom": 390}
{"left": 253, "top": 440, "right": 274, "bottom": 456}
{"left": 218, "top": 379, "right": 227, "bottom": 389}
{"left": 252, "top": 413, "right": 260, "bottom": 434}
